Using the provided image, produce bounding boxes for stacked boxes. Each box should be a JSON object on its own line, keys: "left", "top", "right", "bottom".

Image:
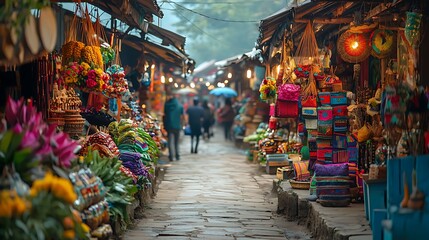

{"left": 316, "top": 92, "right": 349, "bottom": 165}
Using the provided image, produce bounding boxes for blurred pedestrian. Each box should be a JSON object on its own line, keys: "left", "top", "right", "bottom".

{"left": 164, "top": 93, "right": 184, "bottom": 161}
{"left": 187, "top": 98, "right": 204, "bottom": 153}
{"left": 202, "top": 100, "right": 215, "bottom": 140}
{"left": 219, "top": 98, "right": 235, "bottom": 140}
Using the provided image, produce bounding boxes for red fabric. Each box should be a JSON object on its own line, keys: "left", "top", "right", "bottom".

{"left": 302, "top": 96, "right": 317, "bottom": 107}
{"left": 275, "top": 100, "right": 298, "bottom": 118}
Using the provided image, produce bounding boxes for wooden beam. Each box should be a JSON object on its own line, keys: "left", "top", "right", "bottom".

{"left": 332, "top": 2, "right": 354, "bottom": 18}
{"left": 295, "top": 18, "right": 354, "bottom": 24}
{"left": 364, "top": 3, "right": 391, "bottom": 21}
{"left": 311, "top": 0, "right": 390, "bottom": 2}
{"left": 295, "top": 2, "right": 325, "bottom": 19}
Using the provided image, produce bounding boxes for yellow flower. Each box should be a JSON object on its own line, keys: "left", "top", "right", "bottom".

{"left": 63, "top": 230, "right": 75, "bottom": 239}
{"left": 29, "top": 172, "right": 77, "bottom": 204}
{"left": 81, "top": 223, "right": 90, "bottom": 233}
{"left": 0, "top": 190, "right": 29, "bottom": 217}
{"left": 81, "top": 62, "right": 90, "bottom": 71}
{"left": 0, "top": 203, "right": 12, "bottom": 218}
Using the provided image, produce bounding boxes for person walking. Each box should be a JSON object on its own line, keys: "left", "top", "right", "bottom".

{"left": 202, "top": 100, "right": 215, "bottom": 140}
{"left": 164, "top": 94, "right": 184, "bottom": 161}
{"left": 186, "top": 98, "right": 204, "bottom": 153}
{"left": 219, "top": 98, "right": 236, "bottom": 141}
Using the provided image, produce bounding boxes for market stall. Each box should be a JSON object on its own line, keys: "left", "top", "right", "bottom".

{"left": 0, "top": 0, "right": 187, "bottom": 238}
{"left": 254, "top": 1, "right": 429, "bottom": 239}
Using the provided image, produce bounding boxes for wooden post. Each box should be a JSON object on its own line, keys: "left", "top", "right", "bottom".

{"left": 116, "top": 96, "right": 122, "bottom": 121}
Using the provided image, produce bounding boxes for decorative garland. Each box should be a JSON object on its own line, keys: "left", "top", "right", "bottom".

{"left": 371, "top": 29, "right": 395, "bottom": 59}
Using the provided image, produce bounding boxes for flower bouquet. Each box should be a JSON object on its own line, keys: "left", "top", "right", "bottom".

{"left": 104, "top": 64, "right": 129, "bottom": 98}
{"left": 259, "top": 77, "right": 277, "bottom": 101}
{"left": 62, "top": 62, "right": 109, "bottom": 93}
{"left": 101, "top": 43, "right": 115, "bottom": 64}
{"left": 0, "top": 97, "right": 79, "bottom": 182}
{"left": 0, "top": 172, "right": 90, "bottom": 240}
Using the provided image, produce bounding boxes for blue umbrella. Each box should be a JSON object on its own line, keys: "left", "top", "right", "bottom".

{"left": 209, "top": 87, "right": 237, "bottom": 97}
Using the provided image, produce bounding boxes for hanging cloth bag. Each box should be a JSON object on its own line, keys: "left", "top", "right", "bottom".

{"left": 275, "top": 79, "right": 301, "bottom": 118}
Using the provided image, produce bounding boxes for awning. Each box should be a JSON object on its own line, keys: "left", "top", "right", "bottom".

{"left": 122, "top": 34, "right": 187, "bottom": 67}
{"left": 257, "top": 0, "right": 408, "bottom": 61}
{"left": 147, "top": 23, "right": 186, "bottom": 53}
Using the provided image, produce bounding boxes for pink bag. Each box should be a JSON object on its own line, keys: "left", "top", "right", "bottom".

{"left": 278, "top": 84, "right": 301, "bottom": 101}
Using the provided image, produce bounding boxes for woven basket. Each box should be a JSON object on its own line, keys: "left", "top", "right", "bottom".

{"left": 289, "top": 179, "right": 311, "bottom": 190}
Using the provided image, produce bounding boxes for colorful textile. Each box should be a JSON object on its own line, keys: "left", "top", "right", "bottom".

{"left": 330, "top": 92, "right": 347, "bottom": 105}
{"left": 318, "top": 92, "right": 331, "bottom": 106}
{"left": 315, "top": 176, "right": 351, "bottom": 207}
{"left": 293, "top": 161, "right": 311, "bottom": 181}
{"left": 314, "top": 163, "right": 349, "bottom": 176}
{"left": 318, "top": 106, "right": 333, "bottom": 121}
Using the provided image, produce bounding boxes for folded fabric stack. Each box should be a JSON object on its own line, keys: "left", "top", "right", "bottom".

{"left": 314, "top": 163, "right": 351, "bottom": 207}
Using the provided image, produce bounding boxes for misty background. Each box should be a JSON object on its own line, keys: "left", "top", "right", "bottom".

{"left": 156, "top": 0, "right": 298, "bottom": 65}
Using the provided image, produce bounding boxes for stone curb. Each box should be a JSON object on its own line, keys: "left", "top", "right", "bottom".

{"left": 274, "top": 180, "right": 372, "bottom": 240}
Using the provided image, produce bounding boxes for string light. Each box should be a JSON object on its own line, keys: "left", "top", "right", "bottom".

{"left": 190, "top": 82, "right": 196, "bottom": 88}
{"left": 227, "top": 72, "right": 232, "bottom": 79}
{"left": 224, "top": 80, "right": 229, "bottom": 84}
{"left": 246, "top": 69, "right": 252, "bottom": 79}
{"left": 205, "top": 82, "right": 210, "bottom": 87}
{"left": 161, "top": 76, "right": 165, "bottom": 83}
{"left": 168, "top": 77, "right": 173, "bottom": 83}
{"left": 351, "top": 41, "right": 359, "bottom": 49}
{"left": 174, "top": 83, "right": 179, "bottom": 88}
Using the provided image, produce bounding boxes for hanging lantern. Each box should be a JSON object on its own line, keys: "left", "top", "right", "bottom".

{"left": 337, "top": 30, "right": 371, "bottom": 63}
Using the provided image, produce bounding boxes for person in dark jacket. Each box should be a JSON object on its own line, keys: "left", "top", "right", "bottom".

{"left": 164, "top": 95, "right": 184, "bottom": 161}
{"left": 186, "top": 98, "right": 204, "bottom": 153}
{"left": 202, "top": 100, "right": 215, "bottom": 140}
{"left": 219, "top": 98, "right": 235, "bottom": 140}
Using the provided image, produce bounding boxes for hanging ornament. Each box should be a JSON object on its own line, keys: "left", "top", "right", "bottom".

{"left": 371, "top": 29, "right": 396, "bottom": 58}
{"left": 353, "top": 63, "right": 361, "bottom": 82}
{"left": 141, "top": 72, "right": 151, "bottom": 87}
{"left": 337, "top": 30, "right": 371, "bottom": 63}
{"left": 405, "top": 12, "right": 422, "bottom": 47}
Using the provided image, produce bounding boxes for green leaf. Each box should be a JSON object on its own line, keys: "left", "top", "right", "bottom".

{"left": 0, "top": 130, "right": 13, "bottom": 153}
{"left": 14, "top": 219, "right": 29, "bottom": 234}
{"left": 7, "top": 133, "right": 23, "bottom": 158}
{"left": 13, "top": 148, "right": 32, "bottom": 165}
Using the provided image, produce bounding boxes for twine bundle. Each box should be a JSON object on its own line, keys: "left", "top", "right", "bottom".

{"left": 294, "top": 22, "right": 320, "bottom": 65}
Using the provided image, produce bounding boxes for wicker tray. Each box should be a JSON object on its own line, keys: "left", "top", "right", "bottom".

{"left": 289, "top": 179, "right": 311, "bottom": 190}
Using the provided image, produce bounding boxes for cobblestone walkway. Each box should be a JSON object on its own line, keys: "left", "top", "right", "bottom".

{"left": 123, "top": 127, "right": 310, "bottom": 240}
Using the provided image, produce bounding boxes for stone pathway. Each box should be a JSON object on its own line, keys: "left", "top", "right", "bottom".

{"left": 123, "top": 127, "right": 311, "bottom": 240}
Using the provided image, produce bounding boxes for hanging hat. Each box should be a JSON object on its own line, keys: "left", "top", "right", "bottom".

{"left": 366, "top": 88, "right": 382, "bottom": 116}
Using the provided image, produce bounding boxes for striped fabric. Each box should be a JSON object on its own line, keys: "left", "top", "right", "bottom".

{"left": 315, "top": 176, "right": 351, "bottom": 207}
{"left": 293, "top": 161, "right": 310, "bottom": 181}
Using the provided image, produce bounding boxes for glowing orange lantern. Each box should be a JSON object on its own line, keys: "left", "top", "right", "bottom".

{"left": 337, "top": 30, "right": 371, "bottom": 63}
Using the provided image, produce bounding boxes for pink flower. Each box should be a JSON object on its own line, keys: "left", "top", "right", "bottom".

{"left": 87, "top": 70, "right": 96, "bottom": 80}
{"left": 11, "top": 124, "right": 23, "bottom": 134}
{"left": 86, "top": 79, "right": 97, "bottom": 88}
{"left": 20, "top": 129, "right": 39, "bottom": 149}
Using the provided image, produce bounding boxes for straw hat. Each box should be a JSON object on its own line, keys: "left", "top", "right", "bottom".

{"left": 366, "top": 88, "right": 382, "bottom": 116}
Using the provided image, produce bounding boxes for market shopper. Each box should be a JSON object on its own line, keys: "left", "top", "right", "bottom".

{"left": 219, "top": 98, "right": 236, "bottom": 141}
{"left": 202, "top": 100, "right": 215, "bottom": 140}
{"left": 164, "top": 93, "right": 184, "bottom": 161}
{"left": 186, "top": 98, "right": 204, "bottom": 153}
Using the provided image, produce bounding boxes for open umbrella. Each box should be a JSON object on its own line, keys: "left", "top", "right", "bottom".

{"left": 209, "top": 87, "right": 237, "bottom": 97}
{"left": 175, "top": 87, "right": 198, "bottom": 96}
